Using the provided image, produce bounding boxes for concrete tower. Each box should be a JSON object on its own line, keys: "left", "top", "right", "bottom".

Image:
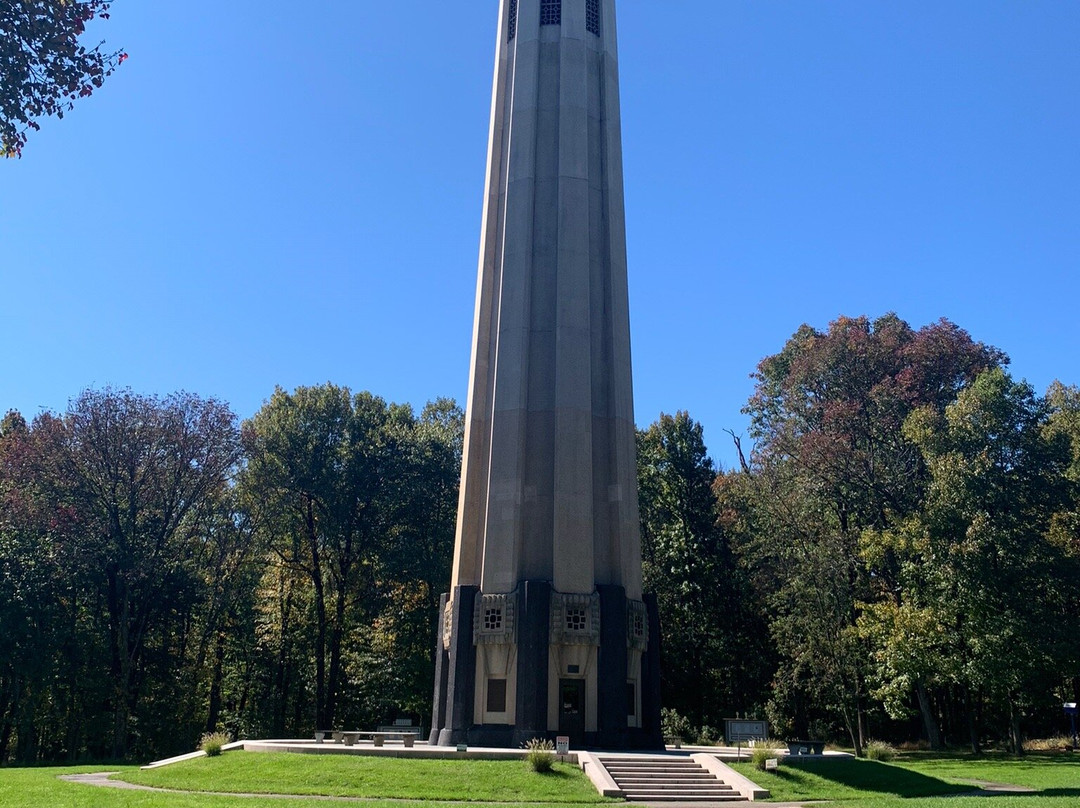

{"left": 430, "top": 0, "right": 662, "bottom": 749}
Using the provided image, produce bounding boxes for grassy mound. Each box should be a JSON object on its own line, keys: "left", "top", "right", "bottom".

{"left": 119, "top": 753, "right": 614, "bottom": 802}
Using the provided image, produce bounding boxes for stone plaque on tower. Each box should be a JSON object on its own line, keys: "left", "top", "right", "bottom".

{"left": 429, "top": 0, "right": 662, "bottom": 749}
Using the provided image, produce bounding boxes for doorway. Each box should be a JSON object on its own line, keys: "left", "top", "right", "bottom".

{"left": 559, "top": 679, "right": 585, "bottom": 745}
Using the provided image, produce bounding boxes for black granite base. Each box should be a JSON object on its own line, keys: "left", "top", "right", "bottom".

{"left": 429, "top": 583, "right": 664, "bottom": 750}
{"left": 641, "top": 592, "right": 664, "bottom": 748}
{"left": 597, "top": 585, "right": 629, "bottom": 748}
{"left": 513, "top": 581, "right": 551, "bottom": 742}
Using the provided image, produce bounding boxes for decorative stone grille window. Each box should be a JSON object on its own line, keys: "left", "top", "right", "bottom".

{"left": 586, "top": 0, "right": 600, "bottom": 35}
{"left": 550, "top": 592, "right": 600, "bottom": 645}
{"left": 474, "top": 592, "right": 517, "bottom": 645}
{"left": 566, "top": 608, "right": 588, "bottom": 632}
{"left": 540, "top": 0, "right": 561, "bottom": 26}
{"left": 627, "top": 600, "right": 649, "bottom": 651}
{"left": 508, "top": 0, "right": 518, "bottom": 42}
{"left": 442, "top": 601, "right": 454, "bottom": 650}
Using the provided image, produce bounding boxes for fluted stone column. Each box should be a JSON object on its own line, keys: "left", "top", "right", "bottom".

{"left": 432, "top": 0, "right": 661, "bottom": 750}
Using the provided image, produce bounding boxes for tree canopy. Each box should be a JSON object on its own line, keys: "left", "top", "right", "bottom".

{"left": 1, "top": 312, "right": 1077, "bottom": 761}
{"left": 1, "top": 0, "right": 125, "bottom": 157}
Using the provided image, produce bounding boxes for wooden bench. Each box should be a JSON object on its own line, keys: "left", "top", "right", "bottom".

{"left": 786, "top": 740, "right": 825, "bottom": 755}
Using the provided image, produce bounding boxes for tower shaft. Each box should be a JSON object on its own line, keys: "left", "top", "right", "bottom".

{"left": 431, "top": 0, "right": 661, "bottom": 749}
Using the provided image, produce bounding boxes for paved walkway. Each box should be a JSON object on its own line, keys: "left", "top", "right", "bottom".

{"left": 954, "top": 779, "right": 1039, "bottom": 795}
{"left": 60, "top": 772, "right": 821, "bottom": 807}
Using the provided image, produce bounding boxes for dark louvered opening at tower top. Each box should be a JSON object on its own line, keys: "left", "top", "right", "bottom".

{"left": 508, "top": 0, "right": 518, "bottom": 41}
{"left": 510, "top": 1, "right": 596, "bottom": 38}
{"left": 586, "top": 0, "right": 600, "bottom": 35}
{"left": 540, "top": 0, "right": 561, "bottom": 26}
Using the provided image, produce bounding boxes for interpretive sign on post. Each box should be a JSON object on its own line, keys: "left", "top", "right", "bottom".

{"left": 725, "top": 719, "right": 768, "bottom": 744}
{"left": 556, "top": 736, "right": 570, "bottom": 755}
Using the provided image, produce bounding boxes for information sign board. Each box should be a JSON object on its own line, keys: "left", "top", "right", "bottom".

{"left": 725, "top": 719, "right": 768, "bottom": 743}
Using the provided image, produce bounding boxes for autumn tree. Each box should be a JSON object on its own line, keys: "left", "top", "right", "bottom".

{"left": 1, "top": 1, "right": 126, "bottom": 157}
{"left": 0, "top": 410, "right": 66, "bottom": 762}
{"left": 739, "top": 314, "right": 1004, "bottom": 752}
{"left": 866, "top": 371, "right": 1078, "bottom": 754}
{"left": 39, "top": 389, "right": 241, "bottom": 758}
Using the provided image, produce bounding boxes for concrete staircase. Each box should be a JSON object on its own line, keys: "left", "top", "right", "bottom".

{"left": 598, "top": 755, "right": 743, "bottom": 802}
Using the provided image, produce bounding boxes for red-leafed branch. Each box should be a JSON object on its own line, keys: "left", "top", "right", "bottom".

{"left": 1, "top": 0, "right": 126, "bottom": 157}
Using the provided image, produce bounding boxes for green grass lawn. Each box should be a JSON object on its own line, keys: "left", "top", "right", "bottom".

{"left": 0, "top": 765, "right": 470, "bottom": 808}
{"left": 4, "top": 749, "right": 1079, "bottom": 808}
{"left": 0, "top": 756, "right": 615, "bottom": 808}
{"left": 730, "top": 750, "right": 1080, "bottom": 808}
{"left": 121, "top": 753, "right": 614, "bottom": 803}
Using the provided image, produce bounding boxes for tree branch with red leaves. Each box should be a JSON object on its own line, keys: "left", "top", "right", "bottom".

{"left": 1, "top": 0, "right": 126, "bottom": 157}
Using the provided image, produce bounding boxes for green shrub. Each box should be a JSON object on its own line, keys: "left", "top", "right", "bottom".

{"left": 661, "top": 708, "right": 693, "bottom": 743}
{"left": 524, "top": 738, "right": 555, "bottom": 773}
{"left": 751, "top": 746, "right": 780, "bottom": 772}
{"left": 199, "top": 731, "right": 231, "bottom": 757}
{"left": 696, "top": 725, "right": 720, "bottom": 746}
{"left": 864, "top": 740, "right": 897, "bottom": 761}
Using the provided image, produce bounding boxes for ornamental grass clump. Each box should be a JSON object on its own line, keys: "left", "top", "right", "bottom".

{"left": 751, "top": 746, "right": 780, "bottom": 772}
{"left": 525, "top": 738, "right": 556, "bottom": 773}
{"left": 199, "top": 731, "right": 231, "bottom": 757}
{"left": 864, "top": 741, "right": 897, "bottom": 762}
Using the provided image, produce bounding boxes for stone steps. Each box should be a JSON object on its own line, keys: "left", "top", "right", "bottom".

{"left": 597, "top": 756, "right": 744, "bottom": 802}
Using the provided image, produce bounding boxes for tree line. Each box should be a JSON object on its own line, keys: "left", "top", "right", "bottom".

{"left": 2, "top": 314, "right": 1078, "bottom": 762}
{"left": 0, "top": 386, "right": 461, "bottom": 762}
{"left": 645, "top": 314, "right": 1080, "bottom": 755}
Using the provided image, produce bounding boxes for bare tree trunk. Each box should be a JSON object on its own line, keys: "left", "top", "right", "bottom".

{"left": 308, "top": 499, "right": 328, "bottom": 731}
{"left": 273, "top": 570, "right": 294, "bottom": 737}
{"left": 107, "top": 567, "right": 132, "bottom": 760}
{"left": 205, "top": 632, "right": 226, "bottom": 734}
{"left": 1008, "top": 696, "right": 1023, "bottom": 756}
{"left": 15, "top": 684, "right": 37, "bottom": 763}
{"left": 916, "top": 682, "right": 942, "bottom": 750}
{"left": 0, "top": 719, "right": 11, "bottom": 763}
{"left": 857, "top": 696, "right": 868, "bottom": 752}
{"left": 0, "top": 681, "right": 14, "bottom": 764}
{"left": 965, "top": 688, "right": 981, "bottom": 755}
{"left": 327, "top": 590, "right": 347, "bottom": 731}
{"left": 64, "top": 688, "right": 81, "bottom": 763}
{"left": 840, "top": 703, "right": 863, "bottom": 757}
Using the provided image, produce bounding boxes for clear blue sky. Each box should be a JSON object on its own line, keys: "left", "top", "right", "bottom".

{"left": 2, "top": 1, "right": 1078, "bottom": 469}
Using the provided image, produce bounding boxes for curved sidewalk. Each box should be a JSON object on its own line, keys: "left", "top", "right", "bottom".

{"left": 61, "top": 771, "right": 819, "bottom": 807}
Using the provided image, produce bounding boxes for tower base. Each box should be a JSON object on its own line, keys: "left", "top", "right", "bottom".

{"left": 430, "top": 583, "right": 663, "bottom": 750}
